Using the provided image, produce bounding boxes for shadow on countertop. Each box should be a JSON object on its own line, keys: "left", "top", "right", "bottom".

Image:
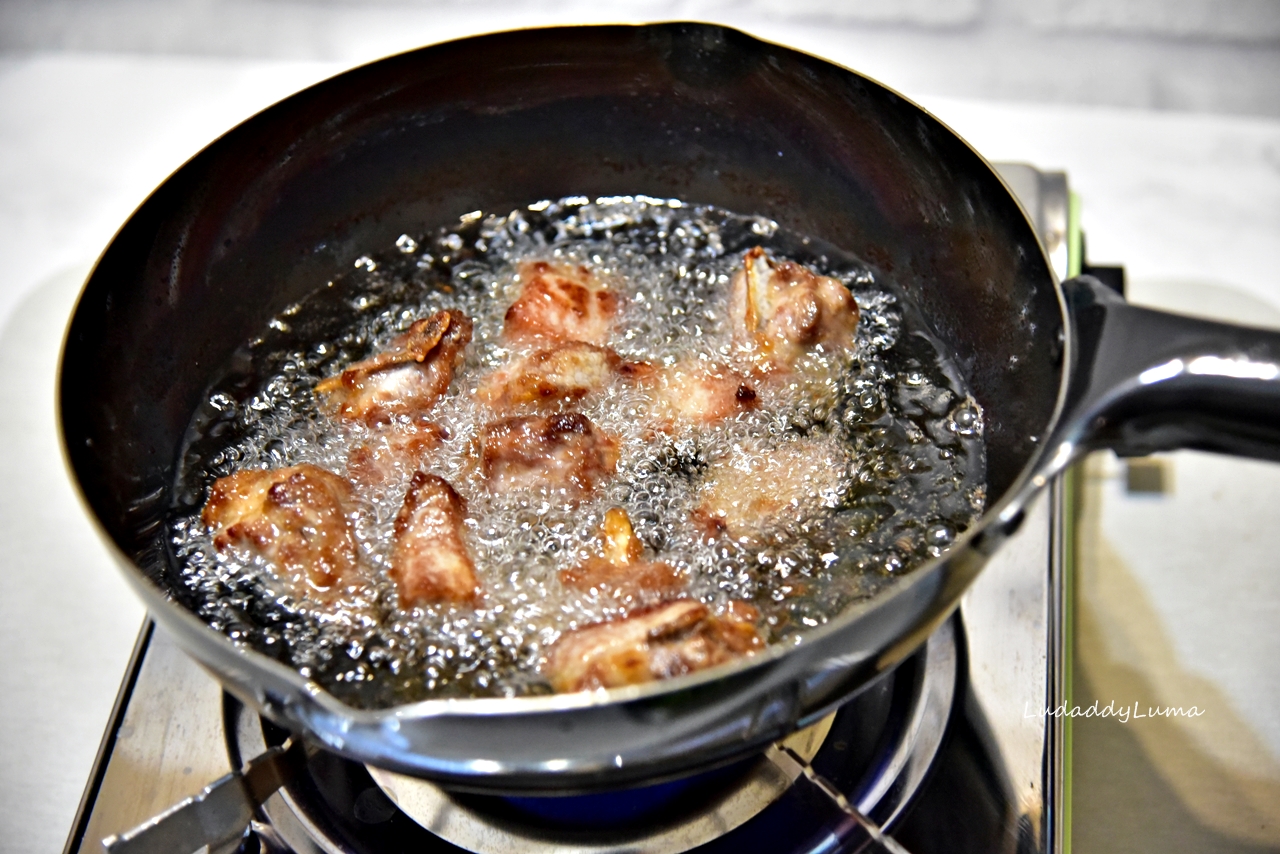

{"left": 1073, "top": 454, "right": 1280, "bottom": 853}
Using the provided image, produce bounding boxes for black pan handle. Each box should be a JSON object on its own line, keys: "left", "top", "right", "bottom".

{"left": 1055, "top": 275, "right": 1280, "bottom": 463}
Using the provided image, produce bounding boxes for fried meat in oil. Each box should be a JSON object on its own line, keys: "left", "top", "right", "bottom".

{"left": 543, "top": 600, "right": 763, "bottom": 693}
{"left": 642, "top": 361, "right": 757, "bottom": 430}
{"left": 479, "top": 412, "right": 620, "bottom": 498}
{"left": 201, "top": 464, "right": 363, "bottom": 598}
{"left": 477, "top": 341, "right": 650, "bottom": 412}
{"left": 559, "top": 507, "right": 685, "bottom": 604}
{"left": 694, "top": 438, "right": 849, "bottom": 542}
{"left": 390, "top": 472, "right": 480, "bottom": 607}
{"left": 729, "top": 247, "right": 859, "bottom": 372}
{"left": 316, "top": 309, "right": 472, "bottom": 425}
{"left": 345, "top": 420, "right": 448, "bottom": 489}
{"left": 502, "top": 261, "right": 620, "bottom": 346}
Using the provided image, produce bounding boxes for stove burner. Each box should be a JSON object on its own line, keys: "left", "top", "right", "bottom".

{"left": 227, "top": 620, "right": 956, "bottom": 854}
{"left": 364, "top": 715, "right": 834, "bottom": 854}
{"left": 492, "top": 759, "right": 774, "bottom": 829}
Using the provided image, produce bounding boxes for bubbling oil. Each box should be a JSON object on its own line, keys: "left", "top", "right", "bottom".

{"left": 168, "top": 196, "right": 986, "bottom": 707}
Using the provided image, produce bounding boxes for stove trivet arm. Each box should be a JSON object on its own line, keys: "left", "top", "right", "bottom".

{"left": 771, "top": 744, "right": 915, "bottom": 854}
{"left": 101, "top": 740, "right": 305, "bottom": 854}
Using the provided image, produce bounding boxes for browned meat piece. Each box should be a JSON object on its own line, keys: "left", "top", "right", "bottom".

{"left": 502, "top": 261, "right": 620, "bottom": 346}
{"left": 642, "top": 361, "right": 757, "bottom": 430}
{"left": 599, "top": 505, "right": 644, "bottom": 565}
{"left": 543, "top": 600, "right": 764, "bottom": 693}
{"left": 346, "top": 421, "right": 448, "bottom": 488}
{"left": 315, "top": 309, "right": 472, "bottom": 426}
{"left": 559, "top": 508, "right": 684, "bottom": 603}
{"left": 390, "top": 472, "right": 480, "bottom": 607}
{"left": 201, "top": 464, "right": 362, "bottom": 598}
{"left": 694, "top": 438, "right": 849, "bottom": 542}
{"left": 477, "top": 342, "right": 651, "bottom": 411}
{"left": 479, "top": 413, "right": 620, "bottom": 497}
{"left": 729, "top": 247, "right": 859, "bottom": 372}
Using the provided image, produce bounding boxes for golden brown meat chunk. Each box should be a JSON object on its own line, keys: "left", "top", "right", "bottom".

{"left": 345, "top": 421, "right": 447, "bottom": 489}
{"left": 390, "top": 472, "right": 480, "bottom": 607}
{"left": 477, "top": 342, "right": 650, "bottom": 412}
{"left": 201, "top": 464, "right": 362, "bottom": 598}
{"left": 502, "top": 261, "right": 620, "bottom": 346}
{"left": 642, "top": 361, "right": 757, "bottom": 430}
{"left": 559, "top": 508, "right": 685, "bottom": 603}
{"left": 315, "top": 310, "right": 472, "bottom": 426}
{"left": 729, "top": 247, "right": 859, "bottom": 372}
{"left": 543, "top": 600, "right": 764, "bottom": 693}
{"left": 479, "top": 413, "right": 620, "bottom": 497}
{"left": 694, "top": 438, "right": 849, "bottom": 542}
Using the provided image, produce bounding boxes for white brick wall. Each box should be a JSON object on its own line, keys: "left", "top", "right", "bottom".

{"left": 1016, "top": 0, "right": 1280, "bottom": 42}
{"left": 0, "top": 0, "right": 1276, "bottom": 117}
{"left": 746, "top": 0, "right": 982, "bottom": 26}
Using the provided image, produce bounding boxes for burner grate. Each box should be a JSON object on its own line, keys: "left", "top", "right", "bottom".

{"left": 224, "top": 621, "right": 954, "bottom": 854}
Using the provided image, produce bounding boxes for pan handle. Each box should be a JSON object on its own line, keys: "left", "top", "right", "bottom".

{"left": 1053, "top": 275, "right": 1280, "bottom": 464}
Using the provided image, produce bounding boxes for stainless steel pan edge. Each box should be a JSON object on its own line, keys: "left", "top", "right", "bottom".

{"left": 57, "top": 22, "right": 1280, "bottom": 794}
{"left": 100, "top": 504, "right": 978, "bottom": 793}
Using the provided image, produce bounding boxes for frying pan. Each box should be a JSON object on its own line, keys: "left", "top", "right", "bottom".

{"left": 59, "top": 22, "right": 1280, "bottom": 795}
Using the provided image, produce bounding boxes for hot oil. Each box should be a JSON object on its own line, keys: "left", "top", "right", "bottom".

{"left": 169, "top": 196, "right": 986, "bottom": 707}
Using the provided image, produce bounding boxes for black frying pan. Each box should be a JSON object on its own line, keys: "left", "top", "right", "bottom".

{"left": 59, "top": 22, "right": 1280, "bottom": 795}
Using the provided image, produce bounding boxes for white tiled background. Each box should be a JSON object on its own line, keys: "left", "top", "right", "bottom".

{"left": 2, "top": 0, "right": 1279, "bottom": 118}
{"left": 0, "top": 3, "right": 1277, "bottom": 853}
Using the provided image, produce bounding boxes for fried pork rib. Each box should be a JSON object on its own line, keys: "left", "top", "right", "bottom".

{"left": 543, "top": 600, "right": 764, "bottom": 693}
{"left": 345, "top": 421, "right": 448, "bottom": 489}
{"left": 390, "top": 472, "right": 480, "bottom": 607}
{"left": 503, "top": 261, "right": 620, "bottom": 345}
{"left": 315, "top": 309, "right": 472, "bottom": 425}
{"left": 559, "top": 508, "right": 684, "bottom": 603}
{"left": 729, "top": 247, "right": 859, "bottom": 371}
{"left": 477, "top": 342, "right": 650, "bottom": 412}
{"left": 695, "top": 438, "right": 849, "bottom": 541}
{"left": 201, "top": 464, "right": 362, "bottom": 598}
{"left": 479, "top": 413, "right": 620, "bottom": 497}
{"left": 643, "top": 361, "right": 757, "bottom": 430}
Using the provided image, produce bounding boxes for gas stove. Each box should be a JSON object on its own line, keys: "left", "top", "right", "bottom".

{"left": 62, "top": 163, "right": 1074, "bottom": 854}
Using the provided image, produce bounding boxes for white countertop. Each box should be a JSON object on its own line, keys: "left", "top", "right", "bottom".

{"left": 1, "top": 31, "right": 1278, "bottom": 854}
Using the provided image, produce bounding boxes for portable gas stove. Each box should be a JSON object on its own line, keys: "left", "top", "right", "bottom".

{"left": 62, "top": 163, "right": 1086, "bottom": 854}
